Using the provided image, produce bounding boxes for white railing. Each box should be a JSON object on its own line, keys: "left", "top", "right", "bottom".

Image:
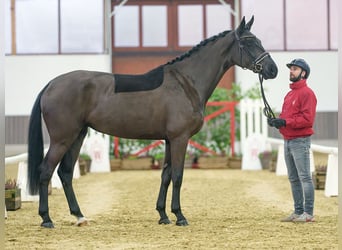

{"left": 5, "top": 149, "right": 48, "bottom": 165}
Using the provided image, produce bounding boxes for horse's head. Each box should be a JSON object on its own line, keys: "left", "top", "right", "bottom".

{"left": 233, "top": 16, "right": 278, "bottom": 80}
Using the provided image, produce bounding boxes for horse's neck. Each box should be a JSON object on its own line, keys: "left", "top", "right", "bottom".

{"left": 174, "top": 35, "right": 235, "bottom": 105}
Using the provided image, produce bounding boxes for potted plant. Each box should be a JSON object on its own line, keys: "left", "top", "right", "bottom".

{"left": 5, "top": 178, "right": 21, "bottom": 211}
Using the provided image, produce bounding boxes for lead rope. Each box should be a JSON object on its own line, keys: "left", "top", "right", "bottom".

{"left": 258, "top": 73, "right": 276, "bottom": 119}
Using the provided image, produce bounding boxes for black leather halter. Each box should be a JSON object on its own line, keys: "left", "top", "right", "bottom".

{"left": 235, "top": 31, "right": 275, "bottom": 119}
{"left": 234, "top": 31, "right": 270, "bottom": 74}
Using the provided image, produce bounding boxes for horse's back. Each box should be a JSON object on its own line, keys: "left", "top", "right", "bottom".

{"left": 40, "top": 70, "right": 114, "bottom": 134}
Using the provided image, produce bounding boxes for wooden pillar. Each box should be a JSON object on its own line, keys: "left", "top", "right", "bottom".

{"left": 10, "top": 0, "right": 16, "bottom": 54}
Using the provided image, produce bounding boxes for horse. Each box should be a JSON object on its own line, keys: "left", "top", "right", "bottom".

{"left": 27, "top": 16, "right": 278, "bottom": 228}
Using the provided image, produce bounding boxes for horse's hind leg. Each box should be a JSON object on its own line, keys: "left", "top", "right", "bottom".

{"left": 156, "top": 140, "right": 172, "bottom": 224}
{"left": 57, "top": 127, "right": 88, "bottom": 226}
{"left": 39, "top": 145, "right": 69, "bottom": 228}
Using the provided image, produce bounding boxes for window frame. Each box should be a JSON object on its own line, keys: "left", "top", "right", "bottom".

{"left": 240, "top": 0, "right": 337, "bottom": 51}
{"left": 111, "top": 0, "right": 235, "bottom": 53}
{"left": 6, "top": 0, "right": 106, "bottom": 55}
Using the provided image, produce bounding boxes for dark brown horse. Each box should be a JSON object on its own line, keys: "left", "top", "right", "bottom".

{"left": 28, "top": 16, "right": 277, "bottom": 228}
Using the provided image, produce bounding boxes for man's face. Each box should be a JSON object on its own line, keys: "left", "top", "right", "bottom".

{"left": 289, "top": 66, "right": 304, "bottom": 82}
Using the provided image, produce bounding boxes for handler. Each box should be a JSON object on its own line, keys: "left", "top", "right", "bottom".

{"left": 268, "top": 58, "right": 317, "bottom": 223}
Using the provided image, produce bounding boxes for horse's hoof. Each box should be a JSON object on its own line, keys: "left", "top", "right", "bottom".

{"left": 158, "top": 218, "right": 171, "bottom": 224}
{"left": 176, "top": 219, "right": 189, "bottom": 226}
{"left": 41, "top": 222, "right": 55, "bottom": 228}
{"left": 75, "top": 217, "right": 88, "bottom": 227}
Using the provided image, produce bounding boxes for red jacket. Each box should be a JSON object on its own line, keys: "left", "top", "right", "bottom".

{"left": 279, "top": 79, "right": 317, "bottom": 140}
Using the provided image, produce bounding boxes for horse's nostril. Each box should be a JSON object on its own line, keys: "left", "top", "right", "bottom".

{"left": 273, "top": 66, "right": 278, "bottom": 76}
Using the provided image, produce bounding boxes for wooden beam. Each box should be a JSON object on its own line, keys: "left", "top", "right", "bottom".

{"left": 10, "top": 0, "right": 16, "bottom": 54}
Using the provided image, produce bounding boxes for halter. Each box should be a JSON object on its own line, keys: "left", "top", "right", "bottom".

{"left": 235, "top": 31, "right": 275, "bottom": 119}
{"left": 234, "top": 32, "right": 270, "bottom": 74}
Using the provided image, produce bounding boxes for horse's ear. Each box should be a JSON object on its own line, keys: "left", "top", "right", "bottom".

{"left": 236, "top": 16, "right": 246, "bottom": 36}
{"left": 245, "top": 16, "right": 254, "bottom": 31}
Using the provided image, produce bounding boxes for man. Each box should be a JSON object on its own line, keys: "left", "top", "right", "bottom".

{"left": 268, "top": 58, "right": 317, "bottom": 223}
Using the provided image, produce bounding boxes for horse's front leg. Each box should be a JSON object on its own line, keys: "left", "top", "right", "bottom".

{"left": 156, "top": 140, "right": 172, "bottom": 224}
{"left": 170, "top": 137, "right": 189, "bottom": 226}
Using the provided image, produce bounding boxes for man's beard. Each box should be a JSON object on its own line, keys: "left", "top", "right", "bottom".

{"left": 290, "top": 74, "right": 301, "bottom": 82}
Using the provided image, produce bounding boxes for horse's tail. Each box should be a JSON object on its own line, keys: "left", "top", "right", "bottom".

{"left": 27, "top": 85, "right": 49, "bottom": 195}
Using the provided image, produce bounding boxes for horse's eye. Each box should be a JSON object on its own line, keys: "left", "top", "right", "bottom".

{"left": 244, "top": 40, "right": 255, "bottom": 46}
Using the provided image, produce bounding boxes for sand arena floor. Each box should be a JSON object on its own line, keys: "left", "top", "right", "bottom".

{"left": 5, "top": 169, "right": 338, "bottom": 249}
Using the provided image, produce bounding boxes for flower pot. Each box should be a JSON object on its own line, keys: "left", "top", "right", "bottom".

{"left": 312, "top": 171, "right": 326, "bottom": 190}
{"left": 5, "top": 188, "right": 21, "bottom": 211}
{"left": 78, "top": 159, "right": 87, "bottom": 175}
{"left": 259, "top": 152, "right": 272, "bottom": 170}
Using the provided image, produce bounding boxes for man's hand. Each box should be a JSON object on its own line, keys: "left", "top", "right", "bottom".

{"left": 268, "top": 118, "right": 286, "bottom": 129}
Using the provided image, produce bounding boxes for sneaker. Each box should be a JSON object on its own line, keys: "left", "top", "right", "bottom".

{"left": 292, "top": 212, "right": 315, "bottom": 223}
{"left": 280, "top": 212, "right": 300, "bottom": 222}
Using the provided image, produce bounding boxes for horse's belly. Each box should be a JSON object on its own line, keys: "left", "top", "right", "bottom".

{"left": 89, "top": 111, "right": 167, "bottom": 139}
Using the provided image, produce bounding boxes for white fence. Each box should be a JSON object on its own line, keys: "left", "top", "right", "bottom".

{"left": 239, "top": 98, "right": 338, "bottom": 197}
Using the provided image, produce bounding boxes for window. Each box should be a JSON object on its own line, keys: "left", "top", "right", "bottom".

{"left": 60, "top": 0, "right": 104, "bottom": 53}
{"left": 16, "top": 0, "right": 59, "bottom": 54}
{"left": 112, "top": 1, "right": 233, "bottom": 51}
{"left": 113, "top": 4, "right": 168, "bottom": 49}
{"left": 114, "top": 6, "right": 139, "bottom": 47}
{"left": 241, "top": 0, "right": 337, "bottom": 51}
{"left": 142, "top": 6, "right": 167, "bottom": 47}
{"left": 241, "top": 0, "right": 284, "bottom": 50}
{"left": 6, "top": 0, "right": 105, "bottom": 54}
{"left": 286, "top": 0, "right": 327, "bottom": 50}
{"left": 177, "top": 4, "right": 232, "bottom": 46}
{"left": 178, "top": 5, "right": 204, "bottom": 47}
{"left": 206, "top": 4, "right": 233, "bottom": 38}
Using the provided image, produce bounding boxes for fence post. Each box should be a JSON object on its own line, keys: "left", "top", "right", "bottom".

{"left": 325, "top": 153, "right": 338, "bottom": 197}
{"left": 239, "top": 98, "right": 268, "bottom": 153}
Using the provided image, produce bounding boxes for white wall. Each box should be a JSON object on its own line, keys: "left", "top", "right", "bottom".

{"left": 236, "top": 51, "right": 338, "bottom": 112}
{"left": 5, "top": 51, "right": 338, "bottom": 115}
{"left": 5, "top": 54, "right": 111, "bottom": 115}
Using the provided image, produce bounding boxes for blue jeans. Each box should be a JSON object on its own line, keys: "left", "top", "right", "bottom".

{"left": 284, "top": 137, "right": 314, "bottom": 215}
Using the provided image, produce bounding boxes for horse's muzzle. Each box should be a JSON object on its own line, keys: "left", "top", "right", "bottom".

{"left": 261, "top": 58, "right": 278, "bottom": 80}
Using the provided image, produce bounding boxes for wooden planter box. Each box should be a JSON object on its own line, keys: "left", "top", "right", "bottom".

{"left": 312, "top": 171, "right": 326, "bottom": 190}
{"left": 110, "top": 158, "right": 122, "bottom": 171}
{"left": 227, "top": 156, "right": 242, "bottom": 169}
{"left": 199, "top": 156, "right": 228, "bottom": 169}
{"left": 121, "top": 157, "right": 152, "bottom": 170}
{"left": 5, "top": 188, "right": 21, "bottom": 211}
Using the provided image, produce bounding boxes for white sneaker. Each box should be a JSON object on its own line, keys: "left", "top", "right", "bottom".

{"left": 292, "top": 212, "right": 315, "bottom": 223}
{"left": 280, "top": 212, "right": 300, "bottom": 222}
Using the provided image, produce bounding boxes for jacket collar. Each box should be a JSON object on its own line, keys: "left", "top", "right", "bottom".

{"left": 289, "top": 79, "right": 307, "bottom": 90}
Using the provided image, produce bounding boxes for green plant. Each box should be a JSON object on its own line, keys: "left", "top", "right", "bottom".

{"left": 79, "top": 153, "right": 91, "bottom": 161}
{"left": 191, "top": 82, "right": 262, "bottom": 156}
{"left": 5, "top": 178, "right": 18, "bottom": 190}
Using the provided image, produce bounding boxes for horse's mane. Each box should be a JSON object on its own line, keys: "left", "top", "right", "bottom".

{"left": 165, "top": 30, "right": 232, "bottom": 65}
